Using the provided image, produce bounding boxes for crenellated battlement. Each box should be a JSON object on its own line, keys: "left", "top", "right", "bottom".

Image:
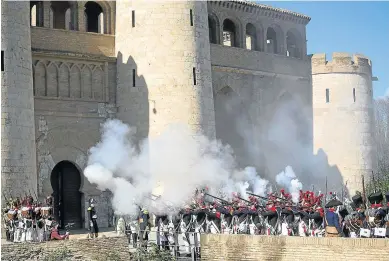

{"left": 311, "top": 52, "right": 372, "bottom": 75}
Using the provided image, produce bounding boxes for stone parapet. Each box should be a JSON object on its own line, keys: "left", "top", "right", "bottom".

{"left": 201, "top": 234, "right": 389, "bottom": 261}
{"left": 31, "top": 27, "right": 115, "bottom": 57}
{"left": 311, "top": 52, "right": 372, "bottom": 76}
{"left": 211, "top": 44, "right": 311, "bottom": 78}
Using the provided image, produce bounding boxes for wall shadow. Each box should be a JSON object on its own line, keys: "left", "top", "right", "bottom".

{"left": 213, "top": 84, "right": 347, "bottom": 197}
{"left": 116, "top": 52, "right": 149, "bottom": 150}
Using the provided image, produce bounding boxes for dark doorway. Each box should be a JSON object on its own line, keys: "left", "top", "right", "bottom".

{"left": 51, "top": 161, "right": 82, "bottom": 229}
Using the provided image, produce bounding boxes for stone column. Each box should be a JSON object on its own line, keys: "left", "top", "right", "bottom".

{"left": 43, "top": 1, "right": 51, "bottom": 28}
{"left": 77, "top": 2, "right": 86, "bottom": 32}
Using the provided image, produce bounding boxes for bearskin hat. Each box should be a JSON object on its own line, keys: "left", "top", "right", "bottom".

{"left": 385, "top": 191, "right": 389, "bottom": 203}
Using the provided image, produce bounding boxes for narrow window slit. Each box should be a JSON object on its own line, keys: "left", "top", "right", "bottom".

{"left": 326, "top": 88, "right": 330, "bottom": 103}
{"left": 193, "top": 67, "right": 196, "bottom": 85}
{"left": 132, "top": 10, "right": 135, "bottom": 28}
{"left": 190, "top": 9, "right": 193, "bottom": 26}
{"left": 1, "top": 51, "right": 4, "bottom": 72}
{"left": 132, "top": 69, "right": 136, "bottom": 87}
{"left": 353, "top": 88, "right": 356, "bottom": 102}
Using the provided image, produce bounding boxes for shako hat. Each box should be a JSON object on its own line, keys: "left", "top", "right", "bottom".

{"left": 367, "top": 191, "right": 383, "bottom": 204}
{"left": 352, "top": 194, "right": 363, "bottom": 206}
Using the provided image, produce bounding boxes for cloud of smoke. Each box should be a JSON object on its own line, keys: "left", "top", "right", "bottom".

{"left": 275, "top": 166, "right": 303, "bottom": 203}
{"left": 84, "top": 119, "right": 271, "bottom": 216}
{"left": 214, "top": 87, "right": 347, "bottom": 195}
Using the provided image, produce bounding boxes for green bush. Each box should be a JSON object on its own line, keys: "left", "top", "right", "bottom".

{"left": 131, "top": 243, "right": 176, "bottom": 261}
{"left": 94, "top": 250, "right": 122, "bottom": 261}
{"left": 42, "top": 246, "right": 72, "bottom": 261}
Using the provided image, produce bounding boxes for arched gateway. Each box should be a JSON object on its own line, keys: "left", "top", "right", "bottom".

{"left": 50, "top": 161, "right": 82, "bottom": 229}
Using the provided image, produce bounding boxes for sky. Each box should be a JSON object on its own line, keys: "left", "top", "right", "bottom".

{"left": 260, "top": 1, "right": 389, "bottom": 99}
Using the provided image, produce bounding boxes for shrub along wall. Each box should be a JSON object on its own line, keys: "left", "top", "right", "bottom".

{"left": 1, "top": 236, "right": 130, "bottom": 261}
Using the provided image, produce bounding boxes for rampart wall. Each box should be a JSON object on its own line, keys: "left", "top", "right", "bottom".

{"left": 2, "top": 235, "right": 389, "bottom": 261}
{"left": 201, "top": 234, "right": 389, "bottom": 261}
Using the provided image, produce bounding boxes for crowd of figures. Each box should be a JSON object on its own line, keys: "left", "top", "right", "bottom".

{"left": 2, "top": 194, "right": 99, "bottom": 243}
{"left": 115, "top": 188, "right": 389, "bottom": 257}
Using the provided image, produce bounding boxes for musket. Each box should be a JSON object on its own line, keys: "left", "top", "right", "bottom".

{"left": 204, "top": 193, "right": 231, "bottom": 205}
{"left": 324, "top": 176, "right": 328, "bottom": 207}
{"left": 246, "top": 191, "right": 286, "bottom": 202}
{"left": 246, "top": 191, "right": 268, "bottom": 200}
{"left": 237, "top": 197, "right": 251, "bottom": 204}
{"left": 362, "top": 175, "right": 367, "bottom": 209}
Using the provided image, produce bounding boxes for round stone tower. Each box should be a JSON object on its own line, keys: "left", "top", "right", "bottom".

{"left": 115, "top": 0, "right": 216, "bottom": 140}
{"left": 311, "top": 52, "right": 376, "bottom": 195}
{"left": 1, "top": 1, "right": 37, "bottom": 199}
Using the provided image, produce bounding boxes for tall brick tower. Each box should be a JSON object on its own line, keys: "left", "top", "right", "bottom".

{"left": 1, "top": 1, "right": 37, "bottom": 199}
{"left": 115, "top": 0, "right": 216, "bottom": 140}
{"left": 311, "top": 52, "right": 376, "bottom": 195}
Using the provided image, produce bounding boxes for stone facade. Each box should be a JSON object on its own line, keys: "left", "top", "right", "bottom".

{"left": 312, "top": 53, "right": 375, "bottom": 195}
{"left": 1, "top": 0, "right": 375, "bottom": 228}
{"left": 201, "top": 234, "right": 389, "bottom": 261}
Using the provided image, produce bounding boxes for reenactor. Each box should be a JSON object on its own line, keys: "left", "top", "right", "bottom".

{"left": 324, "top": 199, "right": 343, "bottom": 237}
{"left": 87, "top": 200, "right": 99, "bottom": 238}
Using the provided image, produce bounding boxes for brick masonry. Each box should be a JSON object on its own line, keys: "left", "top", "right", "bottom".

{"left": 0, "top": 237, "right": 130, "bottom": 261}
{"left": 200, "top": 234, "right": 389, "bottom": 261}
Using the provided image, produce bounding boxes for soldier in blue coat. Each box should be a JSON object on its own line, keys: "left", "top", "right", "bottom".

{"left": 324, "top": 199, "right": 342, "bottom": 237}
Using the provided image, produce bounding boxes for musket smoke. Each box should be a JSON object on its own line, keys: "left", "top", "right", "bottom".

{"left": 84, "top": 119, "right": 272, "bottom": 215}
{"left": 275, "top": 166, "right": 303, "bottom": 203}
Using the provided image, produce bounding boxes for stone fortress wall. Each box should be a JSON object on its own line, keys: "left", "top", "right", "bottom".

{"left": 1, "top": 235, "right": 388, "bottom": 261}
{"left": 312, "top": 53, "right": 375, "bottom": 195}
{"left": 201, "top": 234, "right": 389, "bottom": 261}
{"left": 1, "top": 0, "right": 376, "bottom": 228}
